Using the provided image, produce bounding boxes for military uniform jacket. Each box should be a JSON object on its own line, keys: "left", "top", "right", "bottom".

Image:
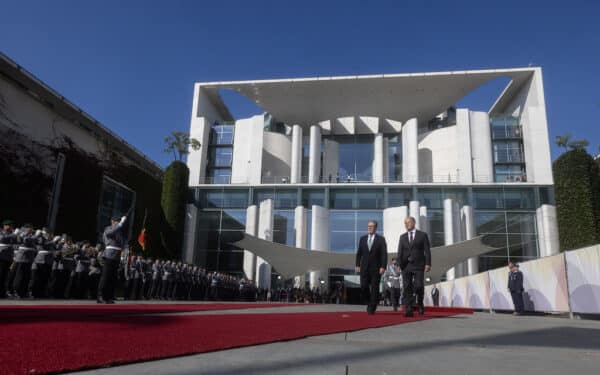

{"left": 508, "top": 271, "right": 524, "bottom": 293}
{"left": 384, "top": 264, "right": 402, "bottom": 289}
{"left": 103, "top": 223, "right": 125, "bottom": 260}
{"left": 15, "top": 232, "right": 38, "bottom": 263}
{"left": 0, "top": 229, "right": 17, "bottom": 261}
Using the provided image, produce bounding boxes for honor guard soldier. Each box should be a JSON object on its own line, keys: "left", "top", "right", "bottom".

{"left": 30, "top": 228, "right": 55, "bottom": 298}
{"left": 98, "top": 215, "right": 127, "bottom": 304}
{"left": 13, "top": 224, "right": 38, "bottom": 298}
{"left": 0, "top": 220, "right": 17, "bottom": 298}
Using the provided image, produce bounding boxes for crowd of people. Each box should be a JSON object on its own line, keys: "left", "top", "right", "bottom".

{"left": 0, "top": 219, "right": 259, "bottom": 302}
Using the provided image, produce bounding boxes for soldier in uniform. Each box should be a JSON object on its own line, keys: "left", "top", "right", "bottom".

{"left": 73, "top": 244, "right": 91, "bottom": 299}
{"left": 30, "top": 228, "right": 55, "bottom": 298}
{"left": 0, "top": 220, "right": 17, "bottom": 298}
{"left": 98, "top": 215, "right": 127, "bottom": 304}
{"left": 384, "top": 257, "right": 402, "bottom": 311}
{"left": 150, "top": 259, "right": 162, "bottom": 299}
{"left": 88, "top": 245, "right": 102, "bottom": 300}
{"left": 13, "top": 224, "right": 38, "bottom": 298}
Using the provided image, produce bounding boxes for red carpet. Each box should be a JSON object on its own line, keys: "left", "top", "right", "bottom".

{"left": 0, "top": 306, "right": 471, "bottom": 374}
{"left": 0, "top": 303, "right": 296, "bottom": 321}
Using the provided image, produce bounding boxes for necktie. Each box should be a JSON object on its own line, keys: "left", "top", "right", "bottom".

{"left": 368, "top": 235, "right": 373, "bottom": 250}
{"left": 409, "top": 231, "right": 414, "bottom": 243}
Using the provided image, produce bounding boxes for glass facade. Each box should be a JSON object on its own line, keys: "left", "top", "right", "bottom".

{"left": 206, "top": 123, "right": 234, "bottom": 184}
{"left": 324, "top": 134, "right": 374, "bottom": 182}
{"left": 190, "top": 185, "right": 547, "bottom": 277}
{"left": 96, "top": 177, "right": 136, "bottom": 243}
{"left": 490, "top": 117, "right": 526, "bottom": 183}
{"left": 387, "top": 135, "right": 402, "bottom": 182}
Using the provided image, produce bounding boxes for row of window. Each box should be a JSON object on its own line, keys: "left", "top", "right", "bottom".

{"left": 193, "top": 186, "right": 552, "bottom": 210}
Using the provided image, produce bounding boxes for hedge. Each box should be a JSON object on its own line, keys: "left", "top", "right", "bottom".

{"left": 553, "top": 149, "right": 600, "bottom": 251}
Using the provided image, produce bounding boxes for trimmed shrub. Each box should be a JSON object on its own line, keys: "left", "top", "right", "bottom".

{"left": 160, "top": 160, "right": 190, "bottom": 258}
{"left": 553, "top": 149, "right": 600, "bottom": 250}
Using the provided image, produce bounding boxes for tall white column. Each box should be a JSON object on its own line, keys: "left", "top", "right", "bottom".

{"left": 461, "top": 205, "right": 478, "bottom": 275}
{"left": 456, "top": 109, "right": 474, "bottom": 183}
{"left": 256, "top": 199, "right": 273, "bottom": 291}
{"left": 373, "top": 133, "right": 385, "bottom": 183}
{"left": 383, "top": 206, "right": 408, "bottom": 259}
{"left": 308, "top": 125, "right": 321, "bottom": 183}
{"left": 469, "top": 111, "right": 493, "bottom": 183}
{"left": 402, "top": 118, "right": 418, "bottom": 183}
{"left": 536, "top": 206, "right": 546, "bottom": 257}
{"left": 540, "top": 204, "right": 559, "bottom": 256}
{"left": 444, "top": 198, "right": 459, "bottom": 280}
{"left": 294, "top": 206, "right": 308, "bottom": 288}
{"left": 290, "top": 125, "right": 303, "bottom": 184}
{"left": 310, "top": 205, "right": 329, "bottom": 290}
{"left": 419, "top": 206, "right": 429, "bottom": 237}
{"left": 382, "top": 137, "right": 389, "bottom": 183}
{"left": 409, "top": 200, "right": 420, "bottom": 229}
{"left": 243, "top": 205, "right": 258, "bottom": 281}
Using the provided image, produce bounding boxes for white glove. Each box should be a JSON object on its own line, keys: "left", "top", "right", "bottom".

{"left": 120, "top": 216, "right": 127, "bottom": 225}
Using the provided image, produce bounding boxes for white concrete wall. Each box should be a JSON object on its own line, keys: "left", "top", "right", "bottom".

{"left": 373, "top": 133, "right": 384, "bottom": 183}
{"left": 419, "top": 206, "right": 429, "bottom": 237}
{"left": 456, "top": 109, "right": 473, "bottom": 183}
{"left": 188, "top": 86, "right": 226, "bottom": 185}
{"left": 262, "top": 131, "right": 292, "bottom": 183}
{"left": 537, "top": 204, "right": 559, "bottom": 257}
{"left": 402, "top": 118, "right": 418, "bottom": 183}
{"left": 383, "top": 206, "right": 408, "bottom": 257}
{"left": 469, "top": 111, "right": 493, "bottom": 183}
{"left": 243, "top": 205, "right": 258, "bottom": 281}
{"left": 501, "top": 69, "right": 553, "bottom": 185}
{"left": 256, "top": 200, "right": 274, "bottom": 290}
{"left": 231, "top": 115, "right": 264, "bottom": 184}
{"left": 417, "top": 125, "right": 459, "bottom": 183}
{"left": 294, "top": 206, "right": 308, "bottom": 288}
{"left": 290, "top": 125, "right": 303, "bottom": 183}
{"left": 310, "top": 205, "right": 329, "bottom": 289}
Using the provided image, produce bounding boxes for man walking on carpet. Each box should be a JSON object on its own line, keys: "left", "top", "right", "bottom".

{"left": 398, "top": 216, "right": 431, "bottom": 317}
{"left": 355, "top": 220, "right": 388, "bottom": 315}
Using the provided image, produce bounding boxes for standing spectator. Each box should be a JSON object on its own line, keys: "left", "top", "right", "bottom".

{"left": 508, "top": 262, "right": 525, "bottom": 315}
{"left": 431, "top": 284, "right": 440, "bottom": 306}
{"left": 0, "top": 220, "right": 17, "bottom": 298}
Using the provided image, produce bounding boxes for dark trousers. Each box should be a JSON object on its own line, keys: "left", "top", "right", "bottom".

{"left": 30, "top": 264, "right": 51, "bottom": 298}
{"left": 360, "top": 272, "right": 381, "bottom": 312}
{"left": 74, "top": 272, "right": 89, "bottom": 299}
{"left": 14, "top": 262, "right": 32, "bottom": 297}
{"left": 390, "top": 287, "right": 401, "bottom": 309}
{"left": 402, "top": 268, "right": 425, "bottom": 307}
{"left": 511, "top": 291, "right": 524, "bottom": 313}
{"left": 0, "top": 260, "right": 11, "bottom": 297}
{"left": 89, "top": 273, "right": 100, "bottom": 299}
{"left": 98, "top": 258, "right": 119, "bottom": 301}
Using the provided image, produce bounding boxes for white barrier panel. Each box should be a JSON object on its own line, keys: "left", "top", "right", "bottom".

{"left": 439, "top": 280, "right": 454, "bottom": 307}
{"left": 519, "top": 253, "right": 569, "bottom": 312}
{"left": 466, "top": 272, "right": 490, "bottom": 309}
{"left": 424, "top": 284, "right": 434, "bottom": 306}
{"left": 489, "top": 266, "right": 513, "bottom": 310}
{"left": 566, "top": 245, "right": 600, "bottom": 314}
{"left": 452, "top": 277, "right": 468, "bottom": 307}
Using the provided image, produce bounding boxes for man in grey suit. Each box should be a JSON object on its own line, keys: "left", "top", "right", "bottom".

{"left": 397, "top": 216, "right": 431, "bottom": 317}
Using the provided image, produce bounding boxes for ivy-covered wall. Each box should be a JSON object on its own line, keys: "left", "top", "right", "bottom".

{"left": 0, "top": 126, "right": 167, "bottom": 257}
{"left": 553, "top": 149, "right": 600, "bottom": 251}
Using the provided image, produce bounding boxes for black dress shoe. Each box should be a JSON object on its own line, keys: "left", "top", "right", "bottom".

{"left": 105, "top": 299, "right": 115, "bottom": 304}
{"left": 97, "top": 298, "right": 105, "bottom": 304}
{"left": 404, "top": 308, "right": 414, "bottom": 317}
{"left": 418, "top": 306, "right": 425, "bottom": 316}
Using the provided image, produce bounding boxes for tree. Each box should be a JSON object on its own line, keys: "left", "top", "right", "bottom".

{"left": 554, "top": 134, "right": 571, "bottom": 151}
{"left": 163, "top": 131, "right": 201, "bottom": 161}
{"left": 568, "top": 139, "right": 590, "bottom": 151}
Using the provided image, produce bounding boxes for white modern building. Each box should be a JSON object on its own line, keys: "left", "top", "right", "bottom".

{"left": 184, "top": 68, "right": 558, "bottom": 291}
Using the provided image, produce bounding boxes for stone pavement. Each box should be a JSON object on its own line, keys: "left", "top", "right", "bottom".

{"left": 54, "top": 303, "right": 600, "bottom": 375}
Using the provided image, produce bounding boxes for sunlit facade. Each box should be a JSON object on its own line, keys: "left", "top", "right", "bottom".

{"left": 184, "top": 68, "right": 558, "bottom": 290}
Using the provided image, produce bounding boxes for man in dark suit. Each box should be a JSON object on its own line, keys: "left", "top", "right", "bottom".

{"left": 508, "top": 262, "right": 525, "bottom": 315}
{"left": 355, "top": 220, "right": 388, "bottom": 315}
{"left": 398, "top": 216, "right": 431, "bottom": 317}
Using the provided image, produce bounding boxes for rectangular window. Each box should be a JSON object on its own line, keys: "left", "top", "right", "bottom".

{"left": 473, "top": 189, "right": 504, "bottom": 209}
{"left": 388, "top": 188, "right": 412, "bottom": 207}
{"left": 302, "top": 189, "right": 325, "bottom": 208}
{"left": 254, "top": 189, "right": 297, "bottom": 209}
{"left": 330, "top": 189, "right": 355, "bottom": 209}
{"left": 504, "top": 188, "right": 535, "bottom": 209}
{"left": 208, "top": 147, "right": 233, "bottom": 167}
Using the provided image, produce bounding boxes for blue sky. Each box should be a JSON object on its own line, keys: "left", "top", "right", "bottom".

{"left": 1, "top": 0, "right": 599, "bottom": 167}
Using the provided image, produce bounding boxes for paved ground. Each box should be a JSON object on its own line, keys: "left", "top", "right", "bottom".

{"left": 4, "top": 301, "right": 600, "bottom": 374}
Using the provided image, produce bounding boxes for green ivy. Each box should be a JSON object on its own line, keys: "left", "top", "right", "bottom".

{"left": 553, "top": 149, "right": 600, "bottom": 251}
{"left": 160, "top": 160, "right": 190, "bottom": 258}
